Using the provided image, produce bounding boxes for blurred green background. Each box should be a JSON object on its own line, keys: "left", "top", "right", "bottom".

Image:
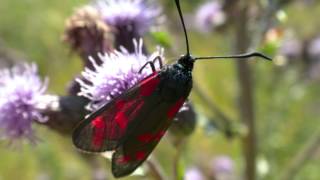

{"left": 0, "top": 0, "right": 319, "bottom": 180}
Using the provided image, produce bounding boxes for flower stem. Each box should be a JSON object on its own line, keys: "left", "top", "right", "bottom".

{"left": 193, "top": 82, "right": 234, "bottom": 135}
{"left": 172, "top": 139, "right": 185, "bottom": 180}
{"left": 146, "top": 156, "right": 167, "bottom": 180}
{"left": 279, "top": 129, "right": 320, "bottom": 180}
{"left": 234, "top": 3, "right": 256, "bottom": 180}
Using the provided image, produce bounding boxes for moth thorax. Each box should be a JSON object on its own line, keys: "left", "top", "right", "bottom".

{"left": 177, "top": 54, "right": 195, "bottom": 71}
{"left": 159, "top": 65, "right": 192, "bottom": 102}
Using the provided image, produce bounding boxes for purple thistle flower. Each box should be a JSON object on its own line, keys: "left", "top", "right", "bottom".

{"left": 307, "top": 36, "right": 320, "bottom": 61}
{"left": 306, "top": 36, "right": 320, "bottom": 80}
{"left": 211, "top": 155, "right": 235, "bottom": 180}
{"left": 184, "top": 167, "right": 205, "bottom": 180}
{"left": 77, "top": 39, "right": 164, "bottom": 111}
{"left": 0, "top": 63, "right": 48, "bottom": 142}
{"left": 95, "top": 0, "right": 162, "bottom": 52}
{"left": 279, "top": 38, "right": 302, "bottom": 60}
{"left": 96, "top": 0, "right": 161, "bottom": 35}
{"left": 211, "top": 155, "right": 234, "bottom": 174}
{"left": 195, "top": 1, "right": 226, "bottom": 33}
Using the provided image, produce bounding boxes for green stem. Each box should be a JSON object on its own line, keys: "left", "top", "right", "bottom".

{"left": 173, "top": 140, "right": 185, "bottom": 180}
{"left": 234, "top": 3, "right": 256, "bottom": 180}
{"left": 280, "top": 130, "right": 320, "bottom": 180}
{"left": 193, "top": 82, "right": 234, "bottom": 134}
{"left": 146, "top": 156, "right": 167, "bottom": 180}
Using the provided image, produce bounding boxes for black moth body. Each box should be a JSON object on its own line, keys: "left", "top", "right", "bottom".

{"left": 72, "top": 54, "right": 195, "bottom": 177}
{"left": 72, "top": 0, "right": 271, "bottom": 178}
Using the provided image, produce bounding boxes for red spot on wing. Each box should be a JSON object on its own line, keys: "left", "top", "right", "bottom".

{"left": 140, "top": 73, "right": 160, "bottom": 96}
{"left": 130, "top": 101, "right": 144, "bottom": 117}
{"left": 91, "top": 116, "right": 106, "bottom": 147}
{"left": 116, "top": 100, "right": 126, "bottom": 109}
{"left": 137, "top": 131, "right": 166, "bottom": 143}
{"left": 92, "top": 116, "right": 105, "bottom": 128}
{"left": 137, "top": 133, "right": 154, "bottom": 143}
{"left": 167, "top": 98, "right": 185, "bottom": 118}
{"left": 114, "top": 99, "right": 144, "bottom": 131}
{"left": 115, "top": 112, "right": 128, "bottom": 129}
{"left": 136, "top": 151, "right": 146, "bottom": 160}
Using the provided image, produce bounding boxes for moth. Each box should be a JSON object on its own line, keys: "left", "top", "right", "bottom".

{"left": 72, "top": 0, "right": 271, "bottom": 177}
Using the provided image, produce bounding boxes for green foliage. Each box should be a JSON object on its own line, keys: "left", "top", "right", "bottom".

{"left": 150, "top": 31, "right": 173, "bottom": 49}
{"left": 0, "top": 0, "right": 86, "bottom": 93}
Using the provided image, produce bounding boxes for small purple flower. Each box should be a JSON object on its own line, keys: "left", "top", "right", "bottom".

{"left": 95, "top": 0, "right": 162, "bottom": 52}
{"left": 96, "top": 0, "right": 161, "bottom": 36}
{"left": 0, "top": 63, "right": 48, "bottom": 142}
{"left": 195, "top": 1, "right": 226, "bottom": 33}
{"left": 211, "top": 155, "right": 234, "bottom": 174}
{"left": 77, "top": 39, "right": 164, "bottom": 111}
{"left": 309, "top": 62, "right": 320, "bottom": 81}
{"left": 307, "top": 36, "right": 320, "bottom": 61}
{"left": 184, "top": 167, "right": 205, "bottom": 180}
{"left": 279, "top": 38, "right": 302, "bottom": 60}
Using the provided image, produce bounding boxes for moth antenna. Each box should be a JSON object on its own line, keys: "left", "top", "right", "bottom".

{"left": 194, "top": 52, "right": 272, "bottom": 61}
{"left": 175, "top": 0, "right": 190, "bottom": 55}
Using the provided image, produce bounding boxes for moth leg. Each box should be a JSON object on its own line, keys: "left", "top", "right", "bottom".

{"left": 139, "top": 61, "right": 156, "bottom": 74}
{"left": 152, "top": 56, "right": 163, "bottom": 68}
{"left": 109, "top": 93, "right": 116, "bottom": 99}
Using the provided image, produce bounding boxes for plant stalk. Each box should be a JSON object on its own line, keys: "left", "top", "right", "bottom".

{"left": 234, "top": 3, "right": 257, "bottom": 180}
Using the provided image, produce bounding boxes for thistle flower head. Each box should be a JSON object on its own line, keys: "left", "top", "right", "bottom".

{"left": 169, "top": 102, "right": 197, "bottom": 144}
{"left": 211, "top": 155, "right": 234, "bottom": 174}
{"left": 184, "top": 167, "right": 205, "bottom": 180}
{"left": 195, "top": 1, "right": 226, "bottom": 33}
{"left": 0, "top": 63, "right": 48, "bottom": 142}
{"left": 308, "top": 36, "right": 320, "bottom": 61}
{"left": 279, "top": 38, "right": 302, "bottom": 60}
{"left": 77, "top": 39, "right": 164, "bottom": 111}
{"left": 63, "top": 5, "right": 112, "bottom": 60}
{"left": 96, "top": 0, "right": 161, "bottom": 36}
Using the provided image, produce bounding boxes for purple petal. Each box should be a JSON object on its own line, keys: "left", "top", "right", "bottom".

{"left": 77, "top": 39, "right": 164, "bottom": 111}
{"left": 0, "top": 63, "right": 48, "bottom": 142}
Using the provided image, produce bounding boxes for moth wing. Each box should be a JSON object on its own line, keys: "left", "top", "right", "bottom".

{"left": 72, "top": 73, "right": 161, "bottom": 152}
{"left": 111, "top": 98, "right": 185, "bottom": 178}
